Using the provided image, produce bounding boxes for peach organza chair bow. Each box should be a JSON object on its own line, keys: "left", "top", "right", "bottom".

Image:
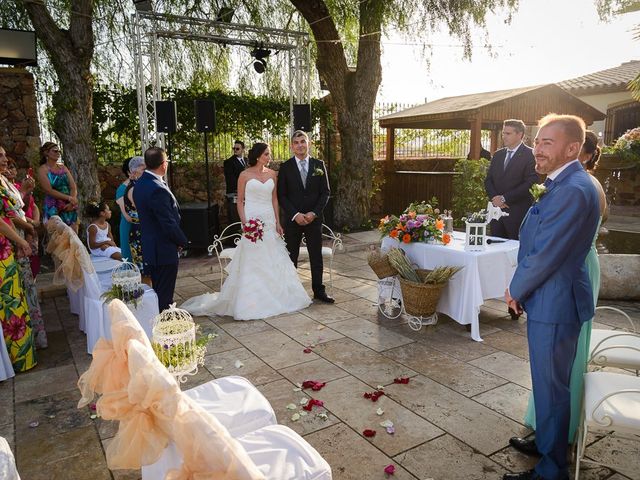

{"left": 46, "top": 216, "right": 93, "bottom": 292}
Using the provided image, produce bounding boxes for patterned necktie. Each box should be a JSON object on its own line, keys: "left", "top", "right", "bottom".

{"left": 300, "top": 159, "right": 308, "bottom": 185}
{"left": 503, "top": 150, "right": 514, "bottom": 171}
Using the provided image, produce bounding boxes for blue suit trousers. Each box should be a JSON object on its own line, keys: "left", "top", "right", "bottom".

{"left": 528, "top": 321, "right": 581, "bottom": 480}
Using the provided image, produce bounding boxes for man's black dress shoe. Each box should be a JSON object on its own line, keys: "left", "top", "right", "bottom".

{"left": 503, "top": 469, "right": 539, "bottom": 480}
{"left": 509, "top": 437, "right": 540, "bottom": 456}
{"left": 314, "top": 292, "right": 335, "bottom": 303}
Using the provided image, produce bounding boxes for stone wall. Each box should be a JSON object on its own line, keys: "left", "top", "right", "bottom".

{"left": 0, "top": 68, "right": 41, "bottom": 168}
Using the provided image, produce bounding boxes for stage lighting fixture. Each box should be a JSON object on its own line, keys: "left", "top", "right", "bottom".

{"left": 133, "top": 0, "right": 152, "bottom": 11}
{"left": 250, "top": 47, "right": 271, "bottom": 74}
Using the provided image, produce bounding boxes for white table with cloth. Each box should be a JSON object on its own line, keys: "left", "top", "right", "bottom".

{"left": 380, "top": 231, "right": 519, "bottom": 341}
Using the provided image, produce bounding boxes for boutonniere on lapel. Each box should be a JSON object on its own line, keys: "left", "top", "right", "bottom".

{"left": 530, "top": 183, "right": 547, "bottom": 202}
{"left": 312, "top": 167, "right": 324, "bottom": 177}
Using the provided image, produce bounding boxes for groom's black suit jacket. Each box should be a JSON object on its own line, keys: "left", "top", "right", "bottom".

{"left": 277, "top": 156, "right": 330, "bottom": 225}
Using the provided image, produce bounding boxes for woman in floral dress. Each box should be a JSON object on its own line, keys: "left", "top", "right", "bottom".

{"left": 0, "top": 148, "right": 36, "bottom": 373}
{"left": 37, "top": 142, "right": 79, "bottom": 233}
{"left": 124, "top": 157, "right": 146, "bottom": 274}
{"left": 0, "top": 152, "right": 47, "bottom": 349}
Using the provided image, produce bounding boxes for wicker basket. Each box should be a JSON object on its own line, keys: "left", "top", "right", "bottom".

{"left": 368, "top": 254, "right": 398, "bottom": 279}
{"left": 399, "top": 269, "right": 445, "bottom": 317}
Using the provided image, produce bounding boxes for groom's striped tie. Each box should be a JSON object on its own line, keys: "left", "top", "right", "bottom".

{"left": 300, "top": 159, "right": 308, "bottom": 185}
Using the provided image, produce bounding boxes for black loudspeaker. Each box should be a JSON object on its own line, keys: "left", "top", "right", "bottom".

{"left": 180, "top": 202, "right": 219, "bottom": 250}
{"left": 194, "top": 100, "right": 216, "bottom": 132}
{"left": 155, "top": 100, "right": 177, "bottom": 133}
{"left": 293, "top": 104, "right": 312, "bottom": 132}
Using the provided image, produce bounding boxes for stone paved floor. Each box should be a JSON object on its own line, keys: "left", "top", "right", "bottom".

{"left": 2, "top": 250, "right": 640, "bottom": 480}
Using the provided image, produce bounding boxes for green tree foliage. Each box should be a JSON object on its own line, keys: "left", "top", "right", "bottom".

{"left": 451, "top": 158, "right": 490, "bottom": 226}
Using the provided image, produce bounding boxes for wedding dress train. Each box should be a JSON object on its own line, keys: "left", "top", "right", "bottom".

{"left": 181, "top": 178, "right": 311, "bottom": 320}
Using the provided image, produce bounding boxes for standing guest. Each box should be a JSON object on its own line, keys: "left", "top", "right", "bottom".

{"left": 0, "top": 149, "right": 47, "bottom": 349}
{"left": 134, "top": 147, "right": 188, "bottom": 311}
{"left": 503, "top": 114, "right": 599, "bottom": 480}
{"left": 85, "top": 202, "right": 122, "bottom": 261}
{"left": 516, "top": 130, "right": 608, "bottom": 458}
{"left": 4, "top": 160, "right": 40, "bottom": 277}
{"left": 277, "top": 130, "right": 333, "bottom": 303}
{"left": 223, "top": 140, "right": 247, "bottom": 226}
{"left": 37, "top": 142, "right": 79, "bottom": 233}
{"left": 115, "top": 158, "right": 134, "bottom": 261}
{"left": 124, "top": 156, "right": 146, "bottom": 273}
{"left": 484, "top": 119, "right": 538, "bottom": 240}
{"left": 0, "top": 148, "right": 37, "bottom": 372}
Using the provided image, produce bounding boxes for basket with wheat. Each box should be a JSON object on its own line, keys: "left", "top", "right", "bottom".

{"left": 387, "top": 248, "right": 462, "bottom": 316}
{"left": 367, "top": 247, "right": 398, "bottom": 279}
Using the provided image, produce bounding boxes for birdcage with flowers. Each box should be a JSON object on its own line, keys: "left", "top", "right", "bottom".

{"left": 101, "top": 261, "right": 145, "bottom": 308}
{"left": 151, "top": 305, "right": 208, "bottom": 382}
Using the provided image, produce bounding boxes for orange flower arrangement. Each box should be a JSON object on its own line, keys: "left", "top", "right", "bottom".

{"left": 442, "top": 233, "right": 451, "bottom": 245}
{"left": 389, "top": 229, "right": 399, "bottom": 238}
{"left": 435, "top": 219, "right": 444, "bottom": 230}
{"left": 402, "top": 233, "right": 411, "bottom": 243}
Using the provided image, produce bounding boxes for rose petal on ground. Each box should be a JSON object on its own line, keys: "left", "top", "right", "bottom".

{"left": 286, "top": 403, "right": 297, "bottom": 410}
{"left": 380, "top": 420, "right": 394, "bottom": 428}
{"left": 291, "top": 413, "right": 301, "bottom": 422}
{"left": 234, "top": 360, "right": 244, "bottom": 368}
{"left": 362, "top": 429, "right": 376, "bottom": 438}
{"left": 384, "top": 464, "right": 396, "bottom": 475}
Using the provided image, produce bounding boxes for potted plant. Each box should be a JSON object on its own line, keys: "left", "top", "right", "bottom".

{"left": 601, "top": 127, "right": 640, "bottom": 170}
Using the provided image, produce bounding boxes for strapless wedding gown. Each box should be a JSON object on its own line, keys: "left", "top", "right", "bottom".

{"left": 181, "top": 178, "right": 311, "bottom": 320}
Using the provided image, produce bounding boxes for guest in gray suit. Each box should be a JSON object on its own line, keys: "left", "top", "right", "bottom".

{"left": 484, "top": 119, "right": 538, "bottom": 240}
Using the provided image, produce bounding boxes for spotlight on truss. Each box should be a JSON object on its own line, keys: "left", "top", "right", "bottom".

{"left": 250, "top": 46, "right": 271, "bottom": 74}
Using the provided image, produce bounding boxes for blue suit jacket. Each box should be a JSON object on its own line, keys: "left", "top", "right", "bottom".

{"left": 133, "top": 171, "right": 188, "bottom": 266}
{"left": 509, "top": 161, "right": 599, "bottom": 325}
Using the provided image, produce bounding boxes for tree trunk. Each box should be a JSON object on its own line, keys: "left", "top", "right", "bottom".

{"left": 291, "top": 0, "right": 383, "bottom": 229}
{"left": 21, "top": 0, "right": 99, "bottom": 227}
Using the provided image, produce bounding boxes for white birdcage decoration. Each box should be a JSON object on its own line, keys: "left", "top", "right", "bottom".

{"left": 151, "top": 305, "right": 206, "bottom": 382}
{"left": 104, "top": 261, "right": 145, "bottom": 307}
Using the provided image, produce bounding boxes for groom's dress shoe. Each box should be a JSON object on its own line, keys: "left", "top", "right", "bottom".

{"left": 509, "top": 437, "right": 540, "bottom": 456}
{"left": 314, "top": 292, "right": 335, "bottom": 303}
{"left": 503, "top": 470, "right": 540, "bottom": 480}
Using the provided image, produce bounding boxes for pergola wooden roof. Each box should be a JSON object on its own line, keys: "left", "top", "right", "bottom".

{"left": 378, "top": 84, "right": 605, "bottom": 161}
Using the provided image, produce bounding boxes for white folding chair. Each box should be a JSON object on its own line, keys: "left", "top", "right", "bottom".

{"left": 299, "top": 223, "right": 343, "bottom": 291}
{"left": 574, "top": 371, "right": 640, "bottom": 479}
{"left": 589, "top": 306, "right": 640, "bottom": 375}
{"left": 208, "top": 222, "right": 243, "bottom": 290}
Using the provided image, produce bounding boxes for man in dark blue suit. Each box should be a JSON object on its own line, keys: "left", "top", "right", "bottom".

{"left": 133, "top": 147, "right": 188, "bottom": 312}
{"left": 504, "top": 115, "right": 599, "bottom": 480}
{"left": 484, "top": 119, "right": 538, "bottom": 240}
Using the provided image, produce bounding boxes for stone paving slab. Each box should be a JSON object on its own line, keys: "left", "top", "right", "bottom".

{"left": 4, "top": 263, "right": 639, "bottom": 480}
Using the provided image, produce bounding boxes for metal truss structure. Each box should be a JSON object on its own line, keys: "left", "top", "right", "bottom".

{"left": 131, "top": 10, "right": 311, "bottom": 151}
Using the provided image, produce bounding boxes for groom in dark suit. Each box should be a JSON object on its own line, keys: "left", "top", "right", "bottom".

{"left": 504, "top": 115, "right": 599, "bottom": 480}
{"left": 223, "top": 140, "right": 246, "bottom": 225}
{"left": 134, "top": 147, "right": 188, "bottom": 312}
{"left": 277, "top": 130, "right": 333, "bottom": 303}
{"left": 484, "top": 119, "right": 538, "bottom": 239}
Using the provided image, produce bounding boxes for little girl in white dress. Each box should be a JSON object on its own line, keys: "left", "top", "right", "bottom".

{"left": 85, "top": 201, "right": 122, "bottom": 260}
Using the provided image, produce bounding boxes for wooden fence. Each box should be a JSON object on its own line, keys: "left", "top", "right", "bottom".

{"left": 383, "top": 171, "right": 460, "bottom": 214}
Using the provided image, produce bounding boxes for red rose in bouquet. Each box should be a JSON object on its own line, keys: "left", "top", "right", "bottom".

{"left": 243, "top": 218, "right": 265, "bottom": 243}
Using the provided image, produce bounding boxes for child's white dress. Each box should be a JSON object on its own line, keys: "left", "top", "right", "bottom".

{"left": 86, "top": 223, "right": 121, "bottom": 258}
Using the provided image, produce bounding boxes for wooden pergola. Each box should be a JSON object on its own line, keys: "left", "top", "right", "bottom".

{"left": 378, "top": 84, "right": 606, "bottom": 168}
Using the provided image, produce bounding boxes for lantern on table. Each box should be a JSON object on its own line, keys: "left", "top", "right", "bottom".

{"left": 464, "top": 201, "right": 508, "bottom": 252}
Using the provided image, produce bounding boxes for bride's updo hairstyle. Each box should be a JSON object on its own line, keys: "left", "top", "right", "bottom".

{"left": 247, "top": 142, "right": 269, "bottom": 167}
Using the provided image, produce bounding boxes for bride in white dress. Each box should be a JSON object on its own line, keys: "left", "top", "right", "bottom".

{"left": 181, "top": 143, "right": 311, "bottom": 320}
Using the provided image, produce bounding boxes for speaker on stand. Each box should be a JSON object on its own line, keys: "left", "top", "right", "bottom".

{"left": 293, "top": 104, "right": 312, "bottom": 132}
{"left": 180, "top": 100, "right": 219, "bottom": 253}
{"left": 155, "top": 100, "right": 178, "bottom": 186}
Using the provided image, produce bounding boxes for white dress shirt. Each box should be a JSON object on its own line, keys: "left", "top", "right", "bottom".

{"left": 547, "top": 159, "right": 581, "bottom": 181}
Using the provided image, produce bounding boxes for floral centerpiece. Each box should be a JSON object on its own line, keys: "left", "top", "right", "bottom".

{"left": 243, "top": 218, "right": 265, "bottom": 243}
{"left": 151, "top": 305, "right": 216, "bottom": 381}
{"left": 606, "top": 127, "right": 640, "bottom": 164}
{"left": 101, "top": 261, "right": 145, "bottom": 308}
{"left": 378, "top": 201, "right": 449, "bottom": 245}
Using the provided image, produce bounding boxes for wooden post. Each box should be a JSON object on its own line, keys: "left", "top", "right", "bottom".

{"left": 385, "top": 127, "right": 395, "bottom": 172}
{"left": 469, "top": 117, "right": 482, "bottom": 160}
{"left": 490, "top": 127, "right": 500, "bottom": 154}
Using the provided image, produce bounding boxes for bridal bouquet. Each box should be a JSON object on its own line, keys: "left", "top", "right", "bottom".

{"left": 243, "top": 218, "right": 265, "bottom": 243}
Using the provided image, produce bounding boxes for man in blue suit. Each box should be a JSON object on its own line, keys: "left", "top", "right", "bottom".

{"left": 503, "top": 114, "right": 599, "bottom": 480}
{"left": 133, "top": 147, "right": 188, "bottom": 312}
